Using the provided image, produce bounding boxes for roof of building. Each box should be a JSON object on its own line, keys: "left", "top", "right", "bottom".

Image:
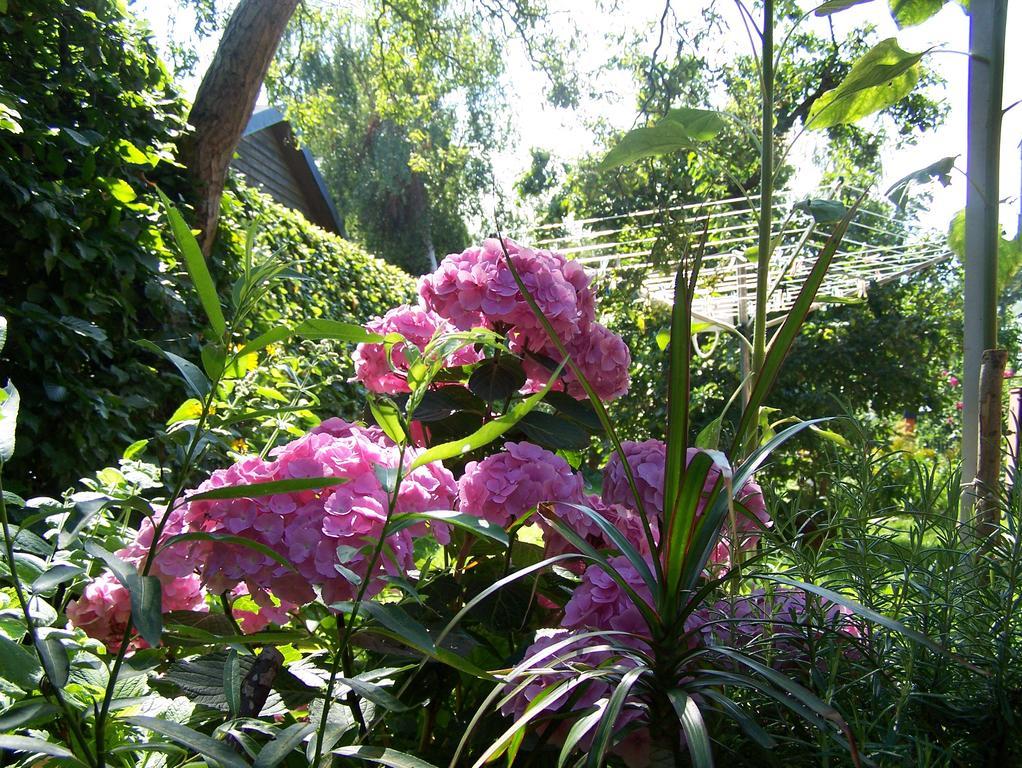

{"left": 232, "top": 106, "right": 343, "bottom": 235}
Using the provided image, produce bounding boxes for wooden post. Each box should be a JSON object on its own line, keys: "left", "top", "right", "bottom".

{"left": 975, "top": 348, "right": 1008, "bottom": 540}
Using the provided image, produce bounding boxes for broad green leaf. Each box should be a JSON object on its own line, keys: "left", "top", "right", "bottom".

{"left": 125, "top": 716, "right": 251, "bottom": 768}
{"left": 116, "top": 138, "right": 157, "bottom": 166}
{"left": 386, "top": 510, "right": 509, "bottom": 546}
{"left": 101, "top": 177, "right": 137, "bottom": 203}
{"left": 331, "top": 745, "right": 440, "bottom": 768}
{"left": 0, "top": 634, "right": 42, "bottom": 690}
{"left": 544, "top": 391, "right": 601, "bottom": 432}
{"left": 793, "top": 198, "right": 849, "bottom": 223}
{"left": 156, "top": 188, "right": 227, "bottom": 337}
{"left": 815, "top": 0, "right": 875, "bottom": 14}
{"left": 695, "top": 417, "right": 722, "bottom": 450}
{"left": 360, "top": 603, "right": 435, "bottom": 652}
{"left": 889, "top": 0, "right": 945, "bottom": 26}
{"left": 201, "top": 342, "right": 227, "bottom": 380}
{"left": 123, "top": 438, "right": 149, "bottom": 460}
{"left": 467, "top": 357, "right": 526, "bottom": 403}
{"left": 518, "top": 411, "right": 590, "bottom": 451}
{"left": 661, "top": 107, "right": 727, "bottom": 140}
{"left": 369, "top": 395, "right": 406, "bottom": 444}
{"left": 31, "top": 564, "right": 84, "bottom": 594}
{"left": 336, "top": 676, "right": 412, "bottom": 712}
{"left": 137, "top": 340, "right": 211, "bottom": 399}
{"left": 0, "top": 736, "right": 81, "bottom": 763}
{"left": 224, "top": 648, "right": 242, "bottom": 718}
{"left": 238, "top": 324, "right": 293, "bottom": 358}
{"left": 947, "top": 209, "right": 1022, "bottom": 296}
{"left": 669, "top": 690, "right": 713, "bottom": 768}
{"left": 253, "top": 723, "right": 315, "bottom": 768}
{"left": 295, "top": 318, "right": 392, "bottom": 344}
{"left": 186, "top": 476, "right": 347, "bottom": 501}
{"left": 130, "top": 575, "right": 163, "bottom": 647}
{"left": 38, "top": 636, "right": 69, "bottom": 689}
{"left": 0, "top": 700, "right": 61, "bottom": 731}
{"left": 600, "top": 121, "right": 705, "bottom": 170}
{"left": 807, "top": 39, "right": 923, "bottom": 129}
{"left": 886, "top": 155, "right": 956, "bottom": 208}
{"left": 408, "top": 361, "right": 565, "bottom": 470}
{"left": 0, "top": 379, "right": 18, "bottom": 463}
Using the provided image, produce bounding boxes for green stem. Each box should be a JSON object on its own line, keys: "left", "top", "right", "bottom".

{"left": 0, "top": 470, "right": 97, "bottom": 767}
{"left": 749, "top": 0, "right": 774, "bottom": 456}
{"left": 94, "top": 367, "right": 225, "bottom": 767}
{"left": 311, "top": 442, "right": 408, "bottom": 765}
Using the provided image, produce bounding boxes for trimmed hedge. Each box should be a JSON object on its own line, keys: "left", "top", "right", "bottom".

{"left": 0, "top": 0, "right": 414, "bottom": 492}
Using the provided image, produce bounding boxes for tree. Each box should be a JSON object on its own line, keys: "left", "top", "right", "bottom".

{"left": 177, "top": 0, "right": 299, "bottom": 256}
{"left": 264, "top": 0, "right": 576, "bottom": 274}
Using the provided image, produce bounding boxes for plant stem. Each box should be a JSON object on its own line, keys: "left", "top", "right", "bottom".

{"left": 750, "top": 0, "right": 774, "bottom": 452}
{"left": 0, "top": 470, "right": 97, "bottom": 767}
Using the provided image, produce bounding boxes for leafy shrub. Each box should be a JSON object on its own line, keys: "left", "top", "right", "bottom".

{"left": 0, "top": 0, "right": 417, "bottom": 493}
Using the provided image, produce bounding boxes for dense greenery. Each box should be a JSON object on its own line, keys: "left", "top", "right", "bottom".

{"left": 0, "top": 0, "right": 415, "bottom": 493}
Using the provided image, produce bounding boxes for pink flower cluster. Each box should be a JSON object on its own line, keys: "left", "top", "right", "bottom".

{"left": 66, "top": 504, "right": 206, "bottom": 651}
{"left": 345, "top": 237, "right": 630, "bottom": 402}
{"left": 69, "top": 418, "right": 459, "bottom": 647}
{"left": 353, "top": 304, "right": 482, "bottom": 394}
{"left": 182, "top": 420, "right": 457, "bottom": 612}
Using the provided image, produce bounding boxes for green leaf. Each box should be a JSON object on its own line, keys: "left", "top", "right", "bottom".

{"left": 224, "top": 648, "right": 242, "bottom": 718}
{"left": 885, "top": 155, "right": 956, "bottom": 208}
{"left": 793, "top": 198, "right": 849, "bottom": 224}
{"left": 947, "top": 209, "right": 1022, "bottom": 295}
{"left": 807, "top": 38, "right": 923, "bottom": 129}
{"left": 295, "top": 318, "right": 390, "bottom": 343}
{"left": 186, "top": 476, "right": 347, "bottom": 501}
{"left": 467, "top": 357, "right": 526, "bottom": 402}
{"left": 0, "top": 736, "right": 81, "bottom": 763}
{"left": 360, "top": 603, "right": 435, "bottom": 653}
{"left": 517, "top": 411, "right": 590, "bottom": 451}
{"left": 137, "top": 340, "right": 211, "bottom": 399}
{"left": 331, "top": 745, "right": 440, "bottom": 768}
{"left": 62, "top": 126, "right": 96, "bottom": 146}
{"left": 238, "top": 325, "right": 293, "bottom": 358}
{"left": 336, "top": 676, "right": 412, "bottom": 712}
{"left": 102, "top": 177, "right": 137, "bottom": 203}
{"left": 587, "top": 667, "right": 647, "bottom": 767}
{"left": 31, "top": 564, "right": 84, "bottom": 594}
{"left": 124, "top": 716, "right": 251, "bottom": 768}
{"left": 669, "top": 690, "right": 713, "bottom": 768}
{"left": 201, "top": 342, "right": 227, "bottom": 380}
{"left": 408, "top": 360, "right": 565, "bottom": 471}
{"left": 116, "top": 138, "right": 157, "bottom": 165}
{"left": 0, "top": 379, "right": 19, "bottom": 463}
{"left": 155, "top": 187, "right": 227, "bottom": 338}
{"left": 695, "top": 417, "right": 722, "bottom": 450}
{"left": 386, "top": 510, "right": 509, "bottom": 546}
{"left": 0, "top": 634, "right": 42, "bottom": 690}
{"left": 0, "top": 700, "right": 61, "bottom": 731}
{"left": 543, "top": 391, "right": 601, "bottom": 432}
{"left": 38, "top": 636, "right": 69, "bottom": 689}
{"left": 600, "top": 122, "right": 706, "bottom": 170}
{"left": 131, "top": 575, "right": 163, "bottom": 647}
{"left": 368, "top": 395, "right": 406, "bottom": 444}
{"left": 814, "top": 0, "right": 875, "bottom": 14}
{"left": 123, "top": 438, "right": 150, "bottom": 460}
{"left": 253, "top": 723, "right": 315, "bottom": 768}
{"left": 889, "top": 0, "right": 946, "bottom": 26}
{"left": 661, "top": 107, "right": 727, "bottom": 140}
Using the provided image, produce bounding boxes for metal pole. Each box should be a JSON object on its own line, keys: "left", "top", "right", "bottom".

{"left": 961, "top": 0, "right": 1008, "bottom": 522}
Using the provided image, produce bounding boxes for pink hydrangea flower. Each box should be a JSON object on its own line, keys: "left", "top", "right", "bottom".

{"left": 562, "top": 556, "right": 655, "bottom": 640}
{"left": 601, "top": 442, "right": 770, "bottom": 566}
{"left": 542, "top": 494, "right": 659, "bottom": 560}
{"left": 458, "top": 441, "right": 584, "bottom": 528}
{"left": 500, "top": 630, "right": 646, "bottom": 752}
{"left": 183, "top": 420, "right": 458, "bottom": 614}
{"left": 419, "top": 238, "right": 595, "bottom": 343}
{"left": 353, "top": 305, "right": 482, "bottom": 394}
{"left": 520, "top": 322, "right": 631, "bottom": 402}
{"left": 66, "top": 573, "right": 134, "bottom": 651}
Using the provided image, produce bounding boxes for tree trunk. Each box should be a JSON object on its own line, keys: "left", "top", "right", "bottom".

{"left": 960, "top": 0, "right": 1008, "bottom": 521}
{"left": 178, "top": 0, "right": 299, "bottom": 256}
{"left": 976, "top": 348, "right": 1007, "bottom": 542}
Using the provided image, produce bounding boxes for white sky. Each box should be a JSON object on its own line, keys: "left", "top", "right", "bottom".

{"left": 132, "top": 0, "right": 1021, "bottom": 236}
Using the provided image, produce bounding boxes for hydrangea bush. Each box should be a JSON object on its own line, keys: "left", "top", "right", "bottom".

{"left": 53, "top": 235, "right": 866, "bottom": 765}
